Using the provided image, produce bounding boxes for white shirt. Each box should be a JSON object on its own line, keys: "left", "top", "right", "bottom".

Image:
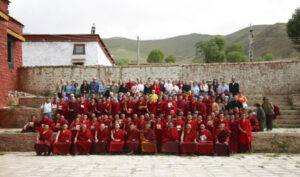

{"left": 200, "top": 84, "right": 209, "bottom": 92}
{"left": 164, "top": 83, "right": 173, "bottom": 92}
{"left": 137, "top": 84, "right": 144, "bottom": 93}
{"left": 40, "top": 102, "right": 54, "bottom": 113}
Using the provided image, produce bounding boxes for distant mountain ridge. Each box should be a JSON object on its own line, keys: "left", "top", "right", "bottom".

{"left": 102, "top": 23, "right": 299, "bottom": 63}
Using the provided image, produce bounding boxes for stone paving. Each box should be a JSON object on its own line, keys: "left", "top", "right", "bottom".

{"left": 0, "top": 153, "right": 299, "bottom": 177}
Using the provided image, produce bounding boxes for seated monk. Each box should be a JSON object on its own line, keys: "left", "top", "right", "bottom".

{"left": 54, "top": 115, "right": 68, "bottom": 132}
{"left": 126, "top": 124, "right": 140, "bottom": 155}
{"left": 34, "top": 124, "right": 54, "bottom": 155}
{"left": 248, "top": 111, "right": 260, "bottom": 132}
{"left": 140, "top": 122, "right": 157, "bottom": 154}
{"left": 73, "top": 124, "right": 94, "bottom": 155}
{"left": 53, "top": 124, "right": 72, "bottom": 155}
{"left": 108, "top": 123, "right": 125, "bottom": 153}
{"left": 198, "top": 124, "right": 214, "bottom": 155}
{"left": 180, "top": 124, "right": 198, "bottom": 155}
{"left": 161, "top": 122, "right": 179, "bottom": 153}
{"left": 93, "top": 123, "right": 110, "bottom": 154}
{"left": 21, "top": 114, "right": 39, "bottom": 133}
{"left": 239, "top": 113, "right": 253, "bottom": 153}
{"left": 38, "top": 114, "right": 54, "bottom": 131}
{"left": 215, "top": 123, "right": 230, "bottom": 156}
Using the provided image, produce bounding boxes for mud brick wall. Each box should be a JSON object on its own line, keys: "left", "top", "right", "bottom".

{"left": 18, "top": 60, "right": 300, "bottom": 95}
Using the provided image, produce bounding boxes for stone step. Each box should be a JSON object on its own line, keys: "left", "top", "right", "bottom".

{"left": 276, "top": 110, "right": 300, "bottom": 115}
{"left": 274, "top": 124, "right": 300, "bottom": 128}
{"left": 276, "top": 115, "right": 300, "bottom": 119}
{"left": 275, "top": 119, "right": 300, "bottom": 125}
{"left": 247, "top": 102, "right": 290, "bottom": 107}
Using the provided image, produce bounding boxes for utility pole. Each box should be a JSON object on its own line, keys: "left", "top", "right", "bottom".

{"left": 137, "top": 36, "right": 140, "bottom": 65}
{"left": 249, "top": 24, "right": 254, "bottom": 62}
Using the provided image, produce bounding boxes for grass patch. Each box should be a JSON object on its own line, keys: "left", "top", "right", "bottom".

{"left": 265, "top": 153, "right": 281, "bottom": 158}
{"left": 258, "top": 165, "right": 264, "bottom": 168}
{"left": 273, "top": 124, "right": 280, "bottom": 128}
{"left": 0, "top": 152, "right": 5, "bottom": 155}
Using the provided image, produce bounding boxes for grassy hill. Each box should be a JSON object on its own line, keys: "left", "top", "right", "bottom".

{"left": 102, "top": 23, "right": 299, "bottom": 63}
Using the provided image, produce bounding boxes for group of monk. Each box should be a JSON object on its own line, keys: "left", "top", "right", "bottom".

{"left": 22, "top": 77, "right": 256, "bottom": 156}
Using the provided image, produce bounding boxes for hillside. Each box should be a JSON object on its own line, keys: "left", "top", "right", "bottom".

{"left": 102, "top": 23, "right": 299, "bottom": 63}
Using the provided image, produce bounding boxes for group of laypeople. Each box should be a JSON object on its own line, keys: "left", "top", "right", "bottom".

{"left": 21, "top": 77, "right": 265, "bottom": 156}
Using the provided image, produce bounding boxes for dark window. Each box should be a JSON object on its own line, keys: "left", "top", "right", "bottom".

{"left": 73, "top": 62, "right": 84, "bottom": 66}
{"left": 73, "top": 44, "right": 85, "bottom": 55}
{"left": 7, "top": 35, "right": 14, "bottom": 68}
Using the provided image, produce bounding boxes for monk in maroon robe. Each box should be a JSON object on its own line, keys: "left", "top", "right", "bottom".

{"left": 111, "top": 98, "right": 121, "bottom": 117}
{"left": 229, "top": 115, "right": 239, "bottom": 153}
{"left": 108, "top": 123, "right": 125, "bottom": 153}
{"left": 38, "top": 114, "right": 54, "bottom": 131}
{"left": 21, "top": 115, "right": 39, "bottom": 133}
{"left": 126, "top": 124, "right": 140, "bottom": 154}
{"left": 197, "top": 98, "right": 207, "bottom": 119}
{"left": 177, "top": 95, "right": 187, "bottom": 116}
{"left": 161, "top": 122, "right": 179, "bottom": 153}
{"left": 180, "top": 124, "right": 198, "bottom": 155}
{"left": 135, "top": 97, "right": 147, "bottom": 116}
{"left": 248, "top": 111, "right": 260, "bottom": 132}
{"left": 198, "top": 124, "right": 214, "bottom": 155}
{"left": 239, "top": 114, "right": 252, "bottom": 153}
{"left": 140, "top": 122, "right": 157, "bottom": 154}
{"left": 53, "top": 124, "right": 72, "bottom": 155}
{"left": 35, "top": 124, "right": 54, "bottom": 155}
{"left": 164, "top": 97, "right": 177, "bottom": 116}
{"left": 215, "top": 123, "right": 230, "bottom": 156}
{"left": 73, "top": 124, "right": 94, "bottom": 155}
{"left": 93, "top": 123, "right": 109, "bottom": 153}
{"left": 67, "top": 97, "right": 79, "bottom": 123}
{"left": 56, "top": 99, "right": 68, "bottom": 117}
{"left": 54, "top": 115, "right": 68, "bottom": 132}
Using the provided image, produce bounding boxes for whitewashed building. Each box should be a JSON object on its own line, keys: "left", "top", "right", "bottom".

{"left": 22, "top": 34, "right": 115, "bottom": 66}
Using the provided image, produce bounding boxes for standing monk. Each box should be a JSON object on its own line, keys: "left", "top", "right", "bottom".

{"left": 180, "top": 124, "right": 198, "bottom": 155}
{"left": 93, "top": 123, "right": 110, "bottom": 154}
{"left": 238, "top": 113, "right": 252, "bottom": 153}
{"left": 140, "top": 122, "right": 157, "bottom": 154}
{"left": 126, "top": 124, "right": 140, "bottom": 155}
{"left": 229, "top": 115, "right": 239, "bottom": 153}
{"left": 108, "top": 123, "right": 125, "bottom": 153}
{"left": 35, "top": 124, "right": 54, "bottom": 155}
{"left": 161, "top": 122, "right": 179, "bottom": 154}
{"left": 73, "top": 124, "right": 94, "bottom": 155}
{"left": 215, "top": 123, "right": 230, "bottom": 156}
{"left": 53, "top": 124, "right": 72, "bottom": 155}
{"left": 198, "top": 124, "right": 214, "bottom": 155}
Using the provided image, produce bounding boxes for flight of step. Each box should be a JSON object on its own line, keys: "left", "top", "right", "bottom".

{"left": 247, "top": 95, "right": 300, "bottom": 128}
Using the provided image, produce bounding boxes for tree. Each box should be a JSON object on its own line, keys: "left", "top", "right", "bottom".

{"left": 147, "top": 49, "right": 165, "bottom": 63}
{"left": 165, "top": 55, "right": 176, "bottom": 63}
{"left": 287, "top": 8, "right": 300, "bottom": 52}
{"left": 226, "top": 51, "right": 242, "bottom": 63}
{"left": 115, "top": 58, "right": 129, "bottom": 66}
{"left": 225, "top": 43, "right": 244, "bottom": 55}
{"left": 255, "top": 53, "right": 275, "bottom": 62}
{"left": 195, "top": 36, "right": 226, "bottom": 63}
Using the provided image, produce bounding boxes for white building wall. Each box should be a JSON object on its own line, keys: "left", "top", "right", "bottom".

{"left": 22, "top": 41, "right": 112, "bottom": 66}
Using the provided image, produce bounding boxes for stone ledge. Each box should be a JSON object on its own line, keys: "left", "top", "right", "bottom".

{"left": 1, "top": 129, "right": 300, "bottom": 153}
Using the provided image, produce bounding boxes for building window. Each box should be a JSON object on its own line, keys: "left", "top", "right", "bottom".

{"left": 7, "top": 35, "right": 14, "bottom": 68}
{"left": 73, "top": 62, "right": 84, "bottom": 66}
{"left": 73, "top": 44, "right": 85, "bottom": 55}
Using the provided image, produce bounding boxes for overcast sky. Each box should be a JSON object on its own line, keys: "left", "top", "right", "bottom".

{"left": 9, "top": 0, "right": 299, "bottom": 40}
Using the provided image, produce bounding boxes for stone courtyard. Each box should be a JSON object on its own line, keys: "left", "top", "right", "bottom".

{"left": 0, "top": 152, "right": 299, "bottom": 177}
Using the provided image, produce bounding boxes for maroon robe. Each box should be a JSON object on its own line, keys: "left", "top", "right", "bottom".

{"left": 68, "top": 101, "right": 79, "bottom": 123}
{"left": 215, "top": 129, "right": 230, "bottom": 156}
{"left": 198, "top": 129, "right": 214, "bottom": 155}
{"left": 229, "top": 120, "right": 239, "bottom": 153}
{"left": 135, "top": 101, "right": 147, "bottom": 116}
{"left": 38, "top": 118, "right": 54, "bottom": 131}
{"left": 147, "top": 101, "right": 157, "bottom": 115}
{"left": 180, "top": 130, "right": 198, "bottom": 153}
{"left": 140, "top": 128, "right": 157, "bottom": 153}
{"left": 53, "top": 129, "right": 72, "bottom": 155}
{"left": 35, "top": 129, "right": 54, "bottom": 155}
{"left": 126, "top": 129, "right": 140, "bottom": 152}
{"left": 108, "top": 129, "right": 125, "bottom": 152}
{"left": 161, "top": 127, "right": 179, "bottom": 153}
{"left": 73, "top": 129, "right": 94, "bottom": 155}
{"left": 239, "top": 119, "right": 252, "bottom": 153}
{"left": 92, "top": 129, "right": 109, "bottom": 153}
{"left": 249, "top": 117, "right": 260, "bottom": 132}
{"left": 197, "top": 102, "right": 207, "bottom": 119}
{"left": 177, "top": 100, "right": 187, "bottom": 115}
{"left": 111, "top": 102, "right": 121, "bottom": 116}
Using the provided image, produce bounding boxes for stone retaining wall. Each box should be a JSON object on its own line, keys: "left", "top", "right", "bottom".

{"left": 18, "top": 60, "right": 300, "bottom": 95}
{"left": 0, "top": 131, "right": 299, "bottom": 153}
